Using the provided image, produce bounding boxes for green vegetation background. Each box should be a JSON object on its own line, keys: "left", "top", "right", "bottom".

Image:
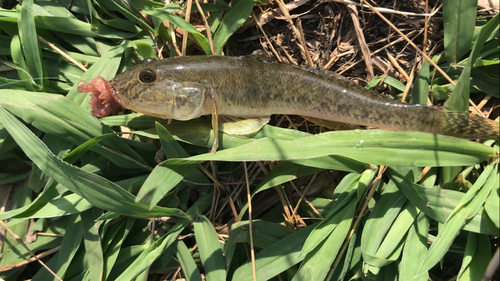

{"left": 0, "top": 0, "right": 498, "bottom": 280}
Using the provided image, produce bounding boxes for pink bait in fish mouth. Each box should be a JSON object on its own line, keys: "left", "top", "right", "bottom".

{"left": 77, "top": 77, "right": 124, "bottom": 117}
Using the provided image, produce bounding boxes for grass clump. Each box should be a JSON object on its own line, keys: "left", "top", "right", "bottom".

{"left": 0, "top": 1, "right": 498, "bottom": 280}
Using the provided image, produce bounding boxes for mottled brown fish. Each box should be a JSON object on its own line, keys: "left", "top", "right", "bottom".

{"left": 78, "top": 55, "right": 499, "bottom": 153}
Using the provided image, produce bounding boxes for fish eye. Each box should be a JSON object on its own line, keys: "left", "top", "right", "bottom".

{"left": 139, "top": 69, "right": 157, "bottom": 84}
{"left": 141, "top": 58, "right": 156, "bottom": 64}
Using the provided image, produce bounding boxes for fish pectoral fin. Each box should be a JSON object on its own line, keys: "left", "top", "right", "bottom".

{"left": 302, "top": 116, "right": 361, "bottom": 131}
{"left": 219, "top": 116, "right": 270, "bottom": 135}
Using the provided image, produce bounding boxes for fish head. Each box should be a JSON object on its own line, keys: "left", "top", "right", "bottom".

{"left": 111, "top": 59, "right": 207, "bottom": 120}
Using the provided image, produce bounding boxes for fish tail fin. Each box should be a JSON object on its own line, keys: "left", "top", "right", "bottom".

{"left": 441, "top": 109, "right": 499, "bottom": 139}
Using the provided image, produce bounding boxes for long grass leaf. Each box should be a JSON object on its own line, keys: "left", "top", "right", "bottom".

{"left": 398, "top": 213, "right": 429, "bottom": 281}
{"left": 0, "top": 106, "right": 187, "bottom": 218}
{"left": 7, "top": 37, "right": 36, "bottom": 91}
{"left": 411, "top": 59, "right": 429, "bottom": 105}
{"left": 189, "top": 130, "right": 495, "bottom": 166}
{"left": 0, "top": 90, "right": 150, "bottom": 169}
{"left": 145, "top": 10, "right": 211, "bottom": 55}
{"left": 194, "top": 215, "right": 226, "bottom": 281}
{"left": 54, "top": 214, "right": 83, "bottom": 279}
{"left": 417, "top": 164, "right": 497, "bottom": 275}
{"left": 232, "top": 224, "right": 316, "bottom": 281}
{"left": 294, "top": 202, "right": 355, "bottom": 281}
{"left": 457, "top": 233, "right": 492, "bottom": 281}
{"left": 361, "top": 181, "right": 406, "bottom": 257}
{"left": 443, "top": 0, "right": 477, "bottom": 64}
{"left": 115, "top": 195, "right": 211, "bottom": 280}
{"left": 301, "top": 170, "right": 373, "bottom": 256}
{"left": 373, "top": 203, "right": 418, "bottom": 259}
{"left": 18, "top": 0, "right": 45, "bottom": 88}
{"left": 445, "top": 13, "right": 499, "bottom": 110}
{"left": 81, "top": 209, "right": 105, "bottom": 281}
{"left": 388, "top": 167, "right": 499, "bottom": 235}
{"left": 103, "top": 219, "right": 136, "bottom": 279}
{"left": 484, "top": 180, "right": 499, "bottom": 228}
{"left": 177, "top": 241, "right": 203, "bottom": 281}
{"left": 34, "top": 16, "right": 95, "bottom": 36}
{"left": 13, "top": 193, "right": 92, "bottom": 218}
{"left": 0, "top": 236, "right": 62, "bottom": 270}
{"left": 136, "top": 160, "right": 201, "bottom": 209}
{"left": 213, "top": 0, "right": 255, "bottom": 54}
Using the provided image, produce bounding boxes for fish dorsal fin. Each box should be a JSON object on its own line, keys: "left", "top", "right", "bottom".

{"left": 237, "top": 52, "right": 282, "bottom": 65}
{"left": 239, "top": 53, "right": 350, "bottom": 83}
{"left": 244, "top": 54, "right": 352, "bottom": 82}
{"left": 219, "top": 116, "right": 270, "bottom": 135}
{"left": 303, "top": 116, "right": 360, "bottom": 131}
{"left": 298, "top": 65, "right": 352, "bottom": 82}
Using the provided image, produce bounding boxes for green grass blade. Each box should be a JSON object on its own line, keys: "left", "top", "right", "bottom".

{"left": 443, "top": 0, "right": 477, "bottom": 65}
{"left": 0, "top": 90, "right": 151, "bottom": 170}
{"left": 103, "top": 219, "right": 136, "bottom": 279}
{"left": 136, "top": 122, "right": 210, "bottom": 208}
{"left": 417, "top": 163, "right": 497, "bottom": 276}
{"left": 470, "top": 69, "right": 500, "bottom": 98}
{"left": 289, "top": 155, "right": 370, "bottom": 173}
{"left": 362, "top": 204, "right": 418, "bottom": 275}
{"left": 372, "top": 203, "right": 418, "bottom": 260}
{"left": 35, "top": 0, "right": 78, "bottom": 17}
{"left": 7, "top": 37, "right": 36, "bottom": 91}
{"left": 389, "top": 167, "right": 498, "bottom": 235}
{"left": 445, "top": 13, "right": 499, "bottom": 110}
{"left": 213, "top": 0, "right": 255, "bottom": 54}
{"left": 231, "top": 224, "right": 316, "bottom": 281}
{"left": 108, "top": 0, "right": 155, "bottom": 34}
{"left": 0, "top": 106, "right": 187, "bottom": 218}
{"left": 12, "top": 193, "right": 92, "bottom": 218}
{"left": 33, "top": 16, "right": 95, "bottom": 37}
{"left": 361, "top": 181, "right": 406, "bottom": 257}
{"left": 457, "top": 233, "right": 492, "bottom": 281}
{"left": 177, "top": 241, "right": 203, "bottom": 281}
{"left": 155, "top": 122, "right": 189, "bottom": 158}
{"left": 62, "top": 134, "right": 115, "bottom": 164}
{"left": 398, "top": 213, "right": 429, "bottom": 281}
{"left": 115, "top": 195, "right": 211, "bottom": 280}
{"left": 115, "top": 223, "right": 188, "bottom": 280}
{"left": 134, "top": 41, "right": 157, "bottom": 60}
{"left": 338, "top": 228, "right": 360, "bottom": 280}
{"left": 136, "top": 160, "right": 202, "bottom": 209}
{"left": 301, "top": 170, "right": 373, "bottom": 256}
{"left": 187, "top": 130, "right": 496, "bottom": 167}
{"left": 365, "top": 76, "right": 406, "bottom": 92}
{"left": 194, "top": 215, "right": 226, "bottom": 281}
{"left": 411, "top": 59, "right": 430, "bottom": 105}
{"left": 145, "top": 10, "right": 211, "bottom": 55}
{"left": 293, "top": 202, "right": 355, "bottom": 281}
{"left": 484, "top": 180, "right": 499, "bottom": 229}
{"left": 18, "top": 0, "right": 45, "bottom": 89}
{"left": 54, "top": 214, "right": 84, "bottom": 279}
{"left": 81, "top": 209, "right": 105, "bottom": 281}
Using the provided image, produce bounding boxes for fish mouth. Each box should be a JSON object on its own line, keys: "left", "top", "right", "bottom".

{"left": 78, "top": 77, "right": 125, "bottom": 117}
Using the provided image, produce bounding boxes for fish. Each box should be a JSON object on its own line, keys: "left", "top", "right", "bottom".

{"left": 78, "top": 55, "right": 499, "bottom": 154}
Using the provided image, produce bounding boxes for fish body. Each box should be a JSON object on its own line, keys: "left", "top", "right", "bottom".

{"left": 104, "top": 55, "right": 498, "bottom": 141}
{"left": 78, "top": 55, "right": 499, "bottom": 155}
